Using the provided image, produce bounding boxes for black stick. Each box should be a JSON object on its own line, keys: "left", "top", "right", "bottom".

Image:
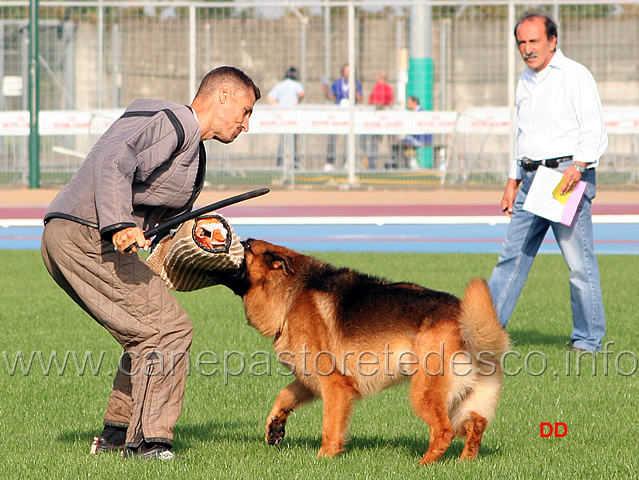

{"left": 123, "top": 187, "right": 270, "bottom": 252}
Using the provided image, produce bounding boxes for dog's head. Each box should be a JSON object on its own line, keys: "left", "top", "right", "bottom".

{"left": 215, "top": 239, "right": 300, "bottom": 339}
{"left": 208, "top": 238, "right": 297, "bottom": 298}
{"left": 244, "top": 237, "right": 296, "bottom": 274}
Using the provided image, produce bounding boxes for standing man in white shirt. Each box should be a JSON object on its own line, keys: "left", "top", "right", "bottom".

{"left": 488, "top": 12, "right": 608, "bottom": 352}
{"left": 266, "top": 67, "right": 305, "bottom": 168}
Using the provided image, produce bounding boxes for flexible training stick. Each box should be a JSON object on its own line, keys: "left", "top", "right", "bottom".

{"left": 123, "top": 187, "right": 270, "bottom": 253}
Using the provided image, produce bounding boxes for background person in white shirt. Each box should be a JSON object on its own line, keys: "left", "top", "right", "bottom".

{"left": 488, "top": 11, "right": 608, "bottom": 352}
{"left": 266, "top": 67, "right": 305, "bottom": 168}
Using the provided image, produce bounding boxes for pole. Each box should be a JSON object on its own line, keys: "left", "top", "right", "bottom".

{"left": 347, "top": 2, "right": 356, "bottom": 185}
{"left": 97, "top": 0, "right": 103, "bottom": 108}
{"left": 508, "top": 2, "right": 516, "bottom": 174}
{"left": 189, "top": 4, "right": 197, "bottom": 102}
{"left": 28, "top": 0, "right": 40, "bottom": 188}
{"left": 408, "top": 2, "right": 434, "bottom": 168}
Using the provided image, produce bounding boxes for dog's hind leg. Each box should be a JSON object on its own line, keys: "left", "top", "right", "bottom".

{"left": 266, "top": 379, "right": 316, "bottom": 446}
{"left": 410, "top": 323, "right": 460, "bottom": 464}
{"left": 450, "top": 365, "right": 503, "bottom": 460}
{"left": 317, "top": 373, "right": 360, "bottom": 458}
{"left": 459, "top": 411, "right": 488, "bottom": 460}
{"left": 410, "top": 373, "right": 455, "bottom": 464}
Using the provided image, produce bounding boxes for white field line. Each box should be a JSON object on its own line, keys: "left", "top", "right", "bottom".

{"left": 2, "top": 214, "right": 639, "bottom": 229}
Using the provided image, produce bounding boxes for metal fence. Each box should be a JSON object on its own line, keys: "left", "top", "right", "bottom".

{"left": 1, "top": 1, "right": 638, "bottom": 187}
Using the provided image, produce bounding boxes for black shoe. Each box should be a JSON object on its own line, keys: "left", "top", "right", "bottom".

{"left": 122, "top": 442, "right": 179, "bottom": 460}
{"left": 89, "top": 435, "right": 125, "bottom": 455}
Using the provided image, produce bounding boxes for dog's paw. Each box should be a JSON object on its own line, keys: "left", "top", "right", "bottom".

{"left": 317, "top": 444, "right": 344, "bottom": 458}
{"left": 266, "top": 417, "right": 286, "bottom": 445}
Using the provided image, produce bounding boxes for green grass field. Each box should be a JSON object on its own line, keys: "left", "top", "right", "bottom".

{"left": 1, "top": 250, "right": 637, "bottom": 479}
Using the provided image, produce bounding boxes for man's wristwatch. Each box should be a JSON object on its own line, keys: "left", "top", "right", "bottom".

{"left": 574, "top": 163, "right": 586, "bottom": 174}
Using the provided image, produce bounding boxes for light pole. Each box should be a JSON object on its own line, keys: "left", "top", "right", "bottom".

{"left": 28, "top": 0, "right": 40, "bottom": 188}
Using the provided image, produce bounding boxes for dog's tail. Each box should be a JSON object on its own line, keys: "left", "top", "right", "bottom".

{"left": 447, "top": 278, "right": 511, "bottom": 438}
{"left": 458, "top": 278, "right": 511, "bottom": 365}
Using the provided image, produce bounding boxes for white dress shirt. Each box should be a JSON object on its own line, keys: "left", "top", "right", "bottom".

{"left": 510, "top": 48, "right": 608, "bottom": 180}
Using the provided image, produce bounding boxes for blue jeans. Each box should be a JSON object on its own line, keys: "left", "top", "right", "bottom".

{"left": 488, "top": 165, "right": 606, "bottom": 351}
{"left": 277, "top": 134, "right": 298, "bottom": 167}
{"left": 361, "top": 135, "right": 381, "bottom": 169}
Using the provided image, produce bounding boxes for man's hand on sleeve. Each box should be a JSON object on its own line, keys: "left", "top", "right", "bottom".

{"left": 112, "top": 227, "right": 151, "bottom": 253}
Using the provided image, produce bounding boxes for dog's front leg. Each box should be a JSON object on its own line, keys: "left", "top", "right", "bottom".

{"left": 317, "top": 373, "right": 360, "bottom": 458}
{"left": 266, "top": 379, "right": 316, "bottom": 446}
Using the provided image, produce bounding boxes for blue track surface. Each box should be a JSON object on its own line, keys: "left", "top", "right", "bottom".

{"left": 2, "top": 222, "right": 638, "bottom": 254}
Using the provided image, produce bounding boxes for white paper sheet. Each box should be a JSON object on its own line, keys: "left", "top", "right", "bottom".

{"left": 522, "top": 166, "right": 586, "bottom": 226}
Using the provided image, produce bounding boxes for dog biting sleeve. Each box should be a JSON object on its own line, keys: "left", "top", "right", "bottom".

{"left": 146, "top": 214, "right": 244, "bottom": 291}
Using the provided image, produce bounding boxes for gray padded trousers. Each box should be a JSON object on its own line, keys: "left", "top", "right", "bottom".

{"left": 41, "top": 218, "right": 193, "bottom": 447}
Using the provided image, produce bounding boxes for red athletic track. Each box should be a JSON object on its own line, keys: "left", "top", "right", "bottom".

{"left": 2, "top": 203, "right": 638, "bottom": 220}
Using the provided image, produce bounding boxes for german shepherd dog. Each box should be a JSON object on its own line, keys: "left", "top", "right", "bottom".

{"left": 213, "top": 239, "right": 511, "bottom": 464}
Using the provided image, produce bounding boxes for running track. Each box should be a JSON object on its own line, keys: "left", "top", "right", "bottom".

{"left": 2, "top": 204, "right": 638, "bottom": 254}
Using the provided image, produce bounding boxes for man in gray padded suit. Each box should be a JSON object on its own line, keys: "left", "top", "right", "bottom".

{"left": 41, "top": 66, "right": 260, "bottom": 460}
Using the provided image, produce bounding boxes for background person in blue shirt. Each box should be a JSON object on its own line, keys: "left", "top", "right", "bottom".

{"left": 322, "top": 64, "right": 362, "bottom": 171}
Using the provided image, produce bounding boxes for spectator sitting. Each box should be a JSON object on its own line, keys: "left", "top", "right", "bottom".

{"left": 389, "top": 96, "right": 432, "bottom": 169}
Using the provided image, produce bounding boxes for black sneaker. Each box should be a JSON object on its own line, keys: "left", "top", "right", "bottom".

{"left": 89, "top": 435, "right": 125, "bottom": 455}
{"left": 122, "top": 443, "right": 179, "bottom": 460}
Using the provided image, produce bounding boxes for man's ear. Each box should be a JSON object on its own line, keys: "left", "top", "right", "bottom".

{"left": 264, "top": 252, "right": 295, "bottom": 276}
{"left": 218, "top": 86, "right": 231, "bottom": 104}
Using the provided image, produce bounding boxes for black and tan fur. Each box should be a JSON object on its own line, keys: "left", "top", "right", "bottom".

{"left": 215, "top": 239, "right": 511, "bottom": 464}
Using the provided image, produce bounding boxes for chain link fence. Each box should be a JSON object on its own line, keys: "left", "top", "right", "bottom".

{"left": 1, "top": 1, "right": 638, "bottom": 187}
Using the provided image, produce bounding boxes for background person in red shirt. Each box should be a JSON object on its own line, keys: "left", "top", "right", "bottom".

{"left": 363, "top": 70, "right": 394, "bottom": 169}
{"left": 368, "top": 70, "right": 395, "bottom": 107}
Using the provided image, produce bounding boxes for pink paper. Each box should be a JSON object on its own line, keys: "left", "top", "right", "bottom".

{"left": 560, "top": 180, "right": 586, "bottom": 226}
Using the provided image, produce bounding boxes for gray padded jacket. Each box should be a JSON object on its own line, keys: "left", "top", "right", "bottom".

{"left": 45, "top": 99, "right": 205, "bottom": 239}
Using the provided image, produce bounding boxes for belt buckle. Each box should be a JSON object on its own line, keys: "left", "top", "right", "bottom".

{"left": 518, "top": 157, "right": 535, "bottom": 171}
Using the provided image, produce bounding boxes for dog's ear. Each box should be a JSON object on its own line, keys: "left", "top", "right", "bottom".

{"left": 264, "top": 252, "right": 295, "bottom": 275}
